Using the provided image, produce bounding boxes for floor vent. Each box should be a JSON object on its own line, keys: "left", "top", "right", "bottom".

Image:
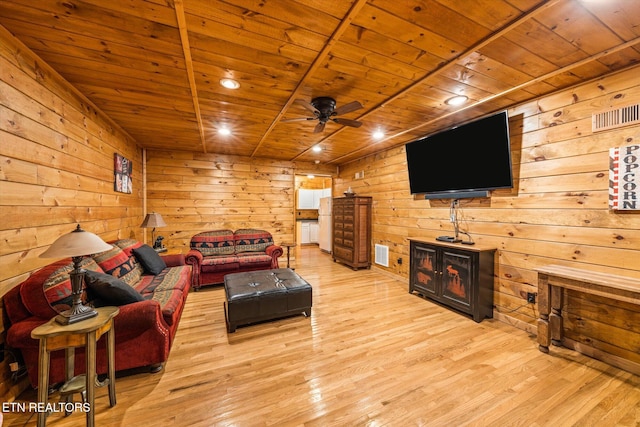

{"left": 375, "top": 244, "right": 389, "bottom": 267}
{"left": 592, "top": 103, "right": 640, "bottom": 132}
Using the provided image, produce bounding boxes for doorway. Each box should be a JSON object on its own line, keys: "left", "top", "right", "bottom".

{"left": 294, "top": 174, "right": 332, "bottom": 251}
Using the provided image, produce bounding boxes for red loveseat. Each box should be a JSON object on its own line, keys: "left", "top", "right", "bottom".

{"left": 3, "top": 239, "right": 191, "bottom": 388}
{"left": 185, "top": 229, "right": 283, "bottom": 290}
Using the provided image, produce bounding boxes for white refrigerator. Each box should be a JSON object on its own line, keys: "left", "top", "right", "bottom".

{"left": 318, "top": 197, "right": 332, "bottom": 253}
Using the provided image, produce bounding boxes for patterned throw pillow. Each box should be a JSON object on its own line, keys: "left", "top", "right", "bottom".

{"left": 91, "top": 245, "right": 141, "bottom": 286}
{"left": 234, "top": 229, "right": 274, "bottom": 253}
{"left": 190, "top": 230, "right": 235, "bottom": 256}
{"left": 43, "top": 257, "right": 104, "bottom": 312}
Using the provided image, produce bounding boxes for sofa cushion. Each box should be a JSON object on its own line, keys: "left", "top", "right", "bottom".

{"left": 42, "top": 257, "right": 104, "bottom": 313}
{"left": 133, "top": 244, "right": 167, "bottom": 275}
{"left": 84, "top": 270, "right": 145, "bottom": 306}
{"left": 134, "top": 265, "right": 191, "bottom": 295}
{"left": 111, "top": 239, "right": 146, "bottom": 279}
{"left": 235, "top": 252, "right": 273, "bottom": 268}
{"left": 190, "top": 229, "right": 235, "bottom": 256}
{"left": 234, "top": 229, "right": 274, "bottom": 253}
{"left": 201, "top": 255, "right": 239, "bottom": 273}
{"left": 92, "top": 245, "right": 142, "bottom": 286}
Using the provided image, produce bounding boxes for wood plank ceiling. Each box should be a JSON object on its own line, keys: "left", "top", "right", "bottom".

{"left": 1, "top": 0, "right": 639, "bottom": 166}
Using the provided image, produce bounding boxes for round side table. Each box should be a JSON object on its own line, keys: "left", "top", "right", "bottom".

{"left": 281, "top": 242, "right": 296, "bottom": 269}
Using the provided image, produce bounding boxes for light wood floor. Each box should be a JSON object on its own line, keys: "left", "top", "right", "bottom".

{"left": 4, "top": 247, "right": 640, "bottom": 426}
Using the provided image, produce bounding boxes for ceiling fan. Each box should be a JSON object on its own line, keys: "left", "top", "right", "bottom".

{"left": 282, "top": 97, "right": 364, "bottom": 133}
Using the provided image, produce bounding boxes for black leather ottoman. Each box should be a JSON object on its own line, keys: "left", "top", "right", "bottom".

{"left": 224, "top": 268, "right": 312, "bottom": 333}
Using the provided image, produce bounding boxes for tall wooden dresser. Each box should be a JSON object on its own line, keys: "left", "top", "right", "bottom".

{"left": 332, "top": 196, "right": 372, "bottom": 270}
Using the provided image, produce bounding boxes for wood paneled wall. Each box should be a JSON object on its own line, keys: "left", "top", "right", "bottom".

{"left": 0, "top": 26, "right": 142, "bottom": 399}
{"left": 334, "top": 65, "right": 640, "bottom": 366}
{"left": 144, "top": 150, "right": 334, "bottom": 253}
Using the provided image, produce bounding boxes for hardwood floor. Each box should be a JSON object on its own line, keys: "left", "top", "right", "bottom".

{"left": 4, "top": 247, "right": 640, "bottom": 426}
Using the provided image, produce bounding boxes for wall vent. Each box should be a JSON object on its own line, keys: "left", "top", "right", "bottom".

{"left": 592, "top": 103, "right": 640, "bottom": 132}
{"left": 355, "top": 170, "right": 365, "bottom": 179}
{"left": 374, "top": 244, "right": 389, "bottom": 267}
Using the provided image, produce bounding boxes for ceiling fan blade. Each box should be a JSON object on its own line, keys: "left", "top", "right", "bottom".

{"left": 333, "top": 118, "right": 362, "bottom": 128}
{"left": 294, "top": 99, "right": 319, "bottom": 114}
{"left": 281, "top": 117, "right": 315, "bottom": 123}
{"left": 314, "top": 122, "right": 326, "bottom": 133}
{"left": 333, "top": 100, "right": 363, "bottom": 116}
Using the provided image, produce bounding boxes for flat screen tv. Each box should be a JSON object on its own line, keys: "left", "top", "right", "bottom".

{"left": 405, "top": 110, "right": 513, "bottom": 199}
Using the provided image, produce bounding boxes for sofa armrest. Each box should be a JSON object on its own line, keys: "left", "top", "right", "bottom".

{"left": 265, "top": 245, "right": 284, "bottom": 269}
{"left": 185, "top": 250, "right": 203, "bottom": 289}
{"left": 6, "top": 317, "right": 49, "bottom": 350}
{"left": 161, "top": 253, "right": 185, "bottom": 267}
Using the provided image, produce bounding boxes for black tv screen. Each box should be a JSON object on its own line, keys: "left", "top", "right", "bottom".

{"left": 405, "top": 111, "right": 513, "bottom": 198}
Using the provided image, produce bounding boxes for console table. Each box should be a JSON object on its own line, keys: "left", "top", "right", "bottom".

{"left": 31, "top": 306, "right": 119, "bottom": 427}
{"left": 537, "top": 265, "right": 640, "bottom": 375}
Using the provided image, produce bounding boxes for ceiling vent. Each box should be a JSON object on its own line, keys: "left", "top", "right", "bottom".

{"left": 592, "top": 103, "right": 640, "bottom": 132}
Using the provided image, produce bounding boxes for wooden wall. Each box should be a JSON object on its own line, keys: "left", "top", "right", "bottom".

{"left": 144, "top": 150, "right": 335, "bottom": 253}
{"left": 0, "top": 27, "right": 143, "bottom": 399}
{"left": 334, "top": 65, "right": 640, "bottom": 367}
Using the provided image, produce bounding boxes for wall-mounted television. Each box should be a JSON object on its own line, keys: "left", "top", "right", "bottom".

{"left": 405, "top": 110, "right": 513, "bottom": 199}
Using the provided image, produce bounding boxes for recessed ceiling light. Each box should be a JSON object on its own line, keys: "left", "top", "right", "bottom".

{"left": 218, "top": 127, "right": 231, "bottom": 136}
{"left": 373, "top": 129, "right": 385, "bottom": 139}
{"left": 445, "top": 95, "right": 468, "bottom": 106}
{"left": 220, "top": 78, "right": 240, "bottom": 89}
{"left": 307, "top": 174, "right": 315, "bottom": 179}
{"left": 312, "top": 145, "right": 322, "bottom": 152}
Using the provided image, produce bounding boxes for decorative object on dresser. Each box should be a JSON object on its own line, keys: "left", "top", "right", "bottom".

{"left": 332, "top": 196, "right": 372, "bottom": 270}
{"left": 140, "top": 212, "right": 167, "bottom": 249}
{"left": 39, "top": 224, "right": 112, "bottom": 325}
{"left": 186, "top": 229, "right": 283, "bottom": 290}
{"left": 409, "top": 239, "right": 495, "bottom": 322}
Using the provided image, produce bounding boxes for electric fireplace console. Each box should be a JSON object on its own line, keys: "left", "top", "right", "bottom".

{"left": 409, "top": 239, "right": 496, "bottom": 322}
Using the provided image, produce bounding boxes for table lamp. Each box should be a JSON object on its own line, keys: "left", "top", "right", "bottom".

{"left": 140, "top": 212, "right": 166, "bottom": 249}
{"left": 40, "top": 225, "right": 112, "bottom": 324}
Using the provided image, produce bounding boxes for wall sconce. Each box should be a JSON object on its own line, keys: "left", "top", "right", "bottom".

{"left": 140, "top": 212, "right": 167, "bottom": 249}
{"left": 40, "top": 225, "right": 112, "bottom": 324}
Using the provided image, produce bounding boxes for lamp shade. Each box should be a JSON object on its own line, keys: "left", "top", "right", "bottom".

{"left": 40, "top": 224, "right": 112, "bottom": 259}
{"left": 140, "top": 212, "right": 166, "bottom": 228}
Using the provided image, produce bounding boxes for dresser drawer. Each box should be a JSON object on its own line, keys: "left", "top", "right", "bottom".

{"left": 333, "top": 245, "right": 353, "bottom": 261}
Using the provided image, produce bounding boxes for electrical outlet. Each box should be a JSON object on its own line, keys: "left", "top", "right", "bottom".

{"left": 397, "top": 258, "right": 402, "bottom": 265}
{"left": 527, "top": 292, "right": 536, "bottom": 303}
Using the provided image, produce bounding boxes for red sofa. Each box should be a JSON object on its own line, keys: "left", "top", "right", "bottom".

{"left": 185, "top": 229, "right": 283, "bottom": 290}
{"left": 3, "top": 239, "right": 191, "bottom": 388}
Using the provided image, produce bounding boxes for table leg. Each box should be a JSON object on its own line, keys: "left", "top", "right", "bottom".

{"left": 550, "top": 285, "right": 564, "bottom": 346}
{"left": 85, "top": 331, "right": 97, "bottom": 427}
{"left": 107, "top": 324, "right": 116, "bottom": 406}
{"left": 537, "top": 273, "right": 551, "bottom": 353}
{"left": 286, "top": 246, "right": 291, "bottom": 268}
{"left": 36, "top": 340, "right": 50, "bottom": 427}
{"left": 63, "top": 348, "right": 75, "bottom": 415}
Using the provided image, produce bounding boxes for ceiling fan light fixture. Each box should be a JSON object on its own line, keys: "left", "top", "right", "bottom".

{"left": 445, "top": 95, "right": 468, "bottom": 106}
{"left": 220, "top": 78, "right": 240, "bottom": 89}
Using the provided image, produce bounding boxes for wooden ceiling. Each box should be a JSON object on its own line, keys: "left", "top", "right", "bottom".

{"left": 1, "top": 0, "right": 639, "bottom": 166}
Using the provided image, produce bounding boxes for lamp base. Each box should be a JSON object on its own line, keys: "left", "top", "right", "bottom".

{"left": 55, "top": 304, "right": 98, "bottom": 325}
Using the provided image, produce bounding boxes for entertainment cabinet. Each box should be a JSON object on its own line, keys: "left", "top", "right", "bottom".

{"left": 409, "top": 239, "right": 496, "bottom": 322}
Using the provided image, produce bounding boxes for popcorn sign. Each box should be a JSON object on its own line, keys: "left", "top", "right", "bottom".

{"left": 609, "top": 144, "right": 640, "bottom": 210}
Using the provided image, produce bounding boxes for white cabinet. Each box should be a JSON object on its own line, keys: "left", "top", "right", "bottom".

{"left": 297, "top": 189, "right": 315, "bottom": 209}
{"left": 300, "top": 221, "right": 319, "bottom": 244}
{"left": 309, "top": 222, "right": 319, "bottom": 243}
{"left": 297, "top": 189, "right": 330, "bottom": 209}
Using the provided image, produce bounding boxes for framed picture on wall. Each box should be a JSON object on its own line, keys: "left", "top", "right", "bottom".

{"left": 114, "top": 153, "right": 132, "bottom": 194}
